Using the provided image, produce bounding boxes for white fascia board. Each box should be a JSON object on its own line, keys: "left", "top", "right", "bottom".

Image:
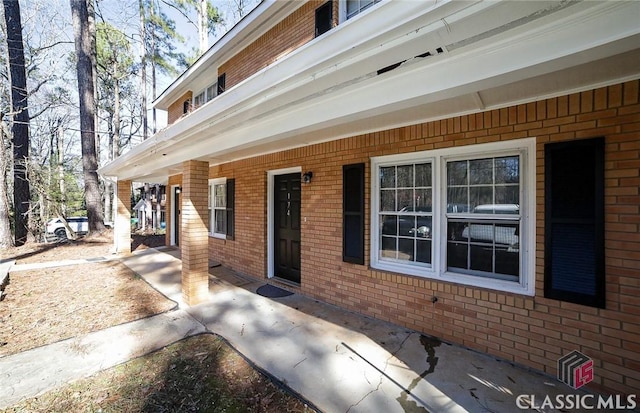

{"left": 170, "top": 2, "right": 640, "bottom": 156}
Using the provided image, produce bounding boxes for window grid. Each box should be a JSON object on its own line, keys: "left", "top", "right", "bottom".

{"left": 370, "top": 139, "right": 535, "bottom": 295}
{"left": 445, "top": 156, "right": 521, "bottom": 281}
{"left": 379, "top": 162, "right": 433, "bottom": 267}
{"left": 346, "top": 0, "right": 383, "bottom": 19}
{"left": 209, "top": 180, "right": 227, "bottom": 237}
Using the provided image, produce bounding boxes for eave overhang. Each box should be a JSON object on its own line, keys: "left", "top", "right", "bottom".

{"left": 153, "top": 0, "right": 304, "bottom": 110}
{"left": 100, "top": 0, "right": 640, "bottom": 182}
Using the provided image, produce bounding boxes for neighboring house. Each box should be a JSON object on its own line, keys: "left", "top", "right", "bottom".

{"left": 133, "top": 184, "right": 167, "bottom": 230}
{"left": 99, "top": 0, "right": 640, "bottom": 396}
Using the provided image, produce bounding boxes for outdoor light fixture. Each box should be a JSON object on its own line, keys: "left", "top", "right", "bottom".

{"left": 302, "top": 171, "right": 313, "bottom": 184}
{"left": 175, "top": 187, "right": 182, "bottom": 194}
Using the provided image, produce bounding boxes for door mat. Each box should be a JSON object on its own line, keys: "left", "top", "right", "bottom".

{"left": 256, "top": 284, "right": 293, "bottom": 298}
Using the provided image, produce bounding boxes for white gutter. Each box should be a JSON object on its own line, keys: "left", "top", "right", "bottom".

{"left": 154, "top": 0, "right": 304, "bottom": 110}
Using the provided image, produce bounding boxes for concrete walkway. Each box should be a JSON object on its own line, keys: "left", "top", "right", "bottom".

{"left": 0, "top": 248, "right": 601, "bottom": 412}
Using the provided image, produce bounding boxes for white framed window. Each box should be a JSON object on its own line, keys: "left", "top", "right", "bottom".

{"left": 371, "top": 139, "right": 536, "bottom": 295}
{"left": 206, "top": 84, "right": 216, "bottom": 103}
{"left": 341, "top": 0, "right": 383, "bottom": 21}
{"left": 193, "top": 91, "right": 205, "bottom": 109}
{"left": 193, "top": 82, "right": 218, "bottom": 109}
{"left": 209, "top": 178, "right": 227, "bottom": 238}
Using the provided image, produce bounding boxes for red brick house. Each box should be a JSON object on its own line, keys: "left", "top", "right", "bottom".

{"left": 100, "top": 0, "right": 640, "bottom": 395}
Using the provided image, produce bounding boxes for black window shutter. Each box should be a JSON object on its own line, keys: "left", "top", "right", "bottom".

{"left": 315, "top": 1, "right": 333, "bottom": 37}
{"left": 343, "top": 163, "right": 365, "bottom": 264}
{"left": 544, "top": 137, "right": 605, "bottom": 308}
{"left": 217, "top": 73, "right": 226, "bottom": 95}
{"left": 226, "top": 178, "right": 235, "bottom": 240}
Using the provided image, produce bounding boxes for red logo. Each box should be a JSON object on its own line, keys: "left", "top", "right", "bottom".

{"left": 558, "top": 350, "right": 593, "bottom": 389}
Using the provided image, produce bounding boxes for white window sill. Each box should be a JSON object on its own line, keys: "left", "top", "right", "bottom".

{"left": 371, "top": 261, "right": 533, "bottom": 296}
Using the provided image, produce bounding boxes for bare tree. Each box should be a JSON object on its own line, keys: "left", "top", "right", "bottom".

{"left": 3, "top": 0, "right": 31, "bottom": 245}
{"left": 0, "top": 112, "right": 12, "bottom": 247}
{"left": 70, "top": 0, "right": 105, "bottom": 233}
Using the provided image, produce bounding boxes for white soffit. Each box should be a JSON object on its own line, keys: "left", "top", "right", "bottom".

{"left": 101, "top": 0, "right": 640, "bottom": 181}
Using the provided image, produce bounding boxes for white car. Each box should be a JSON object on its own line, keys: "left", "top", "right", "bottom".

{"left": 45, "top": 217, "right": 89, "bottom": 239}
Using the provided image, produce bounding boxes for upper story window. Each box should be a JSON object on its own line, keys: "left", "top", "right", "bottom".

{"left": 371, "top": 139, "right": 536, "bottom": 295}
{"left": 193, "top": 78, "right": 222, "bottom": 110}
{"left": 345, "top": 0, "right": 383, "bottom": 20}
{"left": 193, "top": 91, "right": 205, "bottom": 109}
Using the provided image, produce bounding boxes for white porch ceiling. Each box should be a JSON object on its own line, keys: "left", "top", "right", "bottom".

{"left": 99, "top": 0, "right": 640, "bottom": 182}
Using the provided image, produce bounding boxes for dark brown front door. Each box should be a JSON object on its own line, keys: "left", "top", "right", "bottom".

{"left": 274, "top": 173, "right": 301, "bottom": 283}
{"left": 174, "top": 187, "right": 180, "bottom": 246}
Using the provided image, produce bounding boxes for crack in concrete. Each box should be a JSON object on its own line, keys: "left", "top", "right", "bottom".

{"left": 345, "top": 375, "right": 383, "bottom": 413}
{"left": 396, "top": 335, "right": 441, "bottom": 413}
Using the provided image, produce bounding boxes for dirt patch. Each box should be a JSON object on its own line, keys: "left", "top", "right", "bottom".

{"left": 0, "top": 234, "right": 311, "bottom": 412}
{"left": 0, "top": 230, "right": 165, "bottom": 265}
{"left": 0, "top": 260, "right": 176, "bottom": 356}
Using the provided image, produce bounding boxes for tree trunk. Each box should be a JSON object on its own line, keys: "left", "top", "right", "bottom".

{"left": 3, "top": 0, "right": 31, "bottom": 246}
{"left": 198, "top": 0, "right": 207, "bottom": 54}
{"left": 57, "top": 124, "right": 66, "bottom": 217}
{"left": 70, "top": 0, "right": 105, "bottom": 233}
{"left": 139, "top": 0, "right": 148, "bottom": 140}
{"left": 0, "top": 118, "right": 13, "bottom": 248}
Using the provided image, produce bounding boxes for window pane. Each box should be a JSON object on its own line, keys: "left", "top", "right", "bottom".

{"left": 416, "top": 239, "right": 432, "bottom": 264}
{"left": 447, "top": 238, "right": 468, "bottom": 269}
{"left": 415, "top": 163, "right": 431, "bottom": 187}
{"left": 469, "top": 158, "right": 493, "bottom": 184}
{"left": 380, "top": 236, "right": 397, "bottom": 259}
{"left": 448, "top": 186, "right": 468, "bottom": 209}
{"left": 380, "top": 190, "right": 395, "bottom": 211}
{"left": 495, "top": 222, "right": 520, "bottom": 277}
{"left": 495, "top": 156, "right": 519, "bottom": 184}
{"left": 470, "top": 186, "right": 493, "bottom": 211}
{"left": 214, "top": 184, "right": 226, "bottom": 207}
{"left": 470, "top": 244, "right": 493, "bottom": 273}
{"left": 215, "top": 210, "right": 227, "bottom": 234}
{"left": 415, "top": 216, "right": 432, "bottom": 238}
{"left": 397, "top": 189, "right": 413, "bottom": 211}
{"left": 397, "top": 165, "right": 413, "bottom": 187}
{"left": 206, "top": 85, "right": 216, "bottom": 101}
{"left": 380, "top": 166, "right": 395, "bottom": 188}
{"left": 346, "top": 0, "right": 358, "bottom": 16}
{"left": 447, "top": 161, "right": 467, "bottom": 185}
{"left": 495, "top": 185, "right": 519, "bottom": 206}
{"left": 415, "top": 188, "right": 431, "bottom": 211}
{"left": 381, "top": 215, "right": 397, "bottom": 236}
{"left": 397, "top": 238, "right": 414, "bottom": 262}
{"left": 397, "top": 215, "right": 416, "bottom": 237}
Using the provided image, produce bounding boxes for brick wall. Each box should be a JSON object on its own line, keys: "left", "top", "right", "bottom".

{"left": 201, "top": 80, "right": 640, "bottom": 394}
{"left": 115, "top": 179, "right": 132, "bottom": 254}
{"left": 181, "top": 160, "right": 210, "bottom": 305}
{"left": 219, "top": 0, "right": 336, "bottom": 90}
{"left": 167, "top": 91, "right": 193, "bottom": 125}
